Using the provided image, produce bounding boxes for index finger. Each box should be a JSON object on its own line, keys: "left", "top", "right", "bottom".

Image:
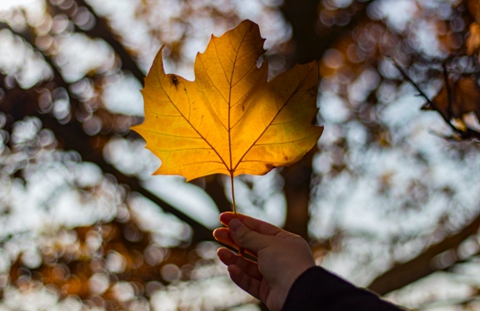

{"left": 219, "top": 212, "right": 285, "bottom": 237}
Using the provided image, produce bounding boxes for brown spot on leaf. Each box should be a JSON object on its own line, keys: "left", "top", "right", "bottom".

{"left": 170, "top": 75, "right": 179, "bottom": 88}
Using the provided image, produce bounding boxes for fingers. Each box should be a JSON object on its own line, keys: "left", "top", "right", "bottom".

{"left": 217, "top": 248, "right": 262, "bottom": 280}
{"left": 228, "top": 265, "right": 261, "bottom": 300}
{"left": 215, "top": 215, "right": 276, "bottom": 253}
{"left": 213, "top": 228, "right": 257, "bottom": 257}
{"left": 228, "top": 218, "right": 271, "bottom": 253}
{"left": 213, "top": 227, "right": 236, "bottom": 247}
{"left": 219, "top": 212, "right": 285, "bottom": 237}
{"left": 217, "top": 247, "right": 262, "bottom": 300}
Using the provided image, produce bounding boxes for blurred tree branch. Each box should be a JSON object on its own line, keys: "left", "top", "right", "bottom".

{"left": 367, "top": 210, "right": 480, "bottom": 295}
{"left": 392, "top": 59, "right": 480, "bottom": 141}
{"left": 0, "top": 22, "right": 213, "bottom": 243}
{"left": 279, "top": 0, "right": 373, "bottom": 238}
{"left": 281, "top": 0, "right": 374, "bottom": 65}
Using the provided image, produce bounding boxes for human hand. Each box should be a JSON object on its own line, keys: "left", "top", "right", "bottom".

{"left": 213, "top": 212, "right": 315, "bottom": 311}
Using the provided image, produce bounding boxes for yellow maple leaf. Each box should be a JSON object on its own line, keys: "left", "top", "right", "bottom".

{"left": 132, "top": 20, "right": 323, "bottom": 183}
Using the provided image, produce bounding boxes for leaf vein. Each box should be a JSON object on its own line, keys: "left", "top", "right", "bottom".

{"left": 152, "top": 147, "right": 213, "bottom": 152}
{"left": 155, "top": 69, "right": 229, "bottom": 170}
{"left": 233, "top": 65, "right": 315, "bottom": 171}
{"left": 254, "top": 132, "right": 319, "bottom": 146}
{"left": 139, "top": 128, "right": 202, "bottom": 139}
{"left": 199, "top": 56, "right": 228, "bottom": 105}
{"left": 196, "top": 85, "right": 228, "bottom": 131}
{"left": 228, "top": 27, "right": 249, "bottom": 172}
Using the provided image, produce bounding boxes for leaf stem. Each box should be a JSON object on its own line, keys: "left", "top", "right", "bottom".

{"left": 229, "top": 172, "right": 244, "bottom": 256}
{"left": 230, "top": 172, "right": 237, "bottom": 216}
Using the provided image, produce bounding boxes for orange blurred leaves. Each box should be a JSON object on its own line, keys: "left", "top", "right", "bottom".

{"left": 424, "top": 77, "right": 480, "bottom": 121}
{"left": 467, "top": 22, "right": 480, "bottom": 57}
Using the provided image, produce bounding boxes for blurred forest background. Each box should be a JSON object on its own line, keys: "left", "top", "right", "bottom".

{"left": 1, "top": 0, "right": 480, "bottom": 310}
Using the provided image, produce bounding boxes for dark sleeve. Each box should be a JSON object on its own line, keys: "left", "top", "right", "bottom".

{"left": 281, "top": 266, "right": 405, "bottom": 311}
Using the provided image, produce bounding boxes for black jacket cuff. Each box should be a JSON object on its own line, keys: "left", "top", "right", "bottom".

{"left": 281, "top": 266, "right": 404, "bottom": 311}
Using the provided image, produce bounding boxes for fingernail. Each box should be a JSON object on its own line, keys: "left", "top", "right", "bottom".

{"left": 229, "top": 218, "right": 242, "bottom": 232}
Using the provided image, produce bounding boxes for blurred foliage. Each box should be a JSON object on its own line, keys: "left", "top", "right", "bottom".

{"left": 1, "top": 0, "right": 480, "bottom": 310}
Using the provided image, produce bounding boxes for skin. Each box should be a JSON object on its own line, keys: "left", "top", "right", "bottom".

{"left": 213, "top": 212, "right": 315, "bottom": 311}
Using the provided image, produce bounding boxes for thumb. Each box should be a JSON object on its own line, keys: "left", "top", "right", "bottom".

{"left": 228, "top": 218, "right": 270, "bottom": 253}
